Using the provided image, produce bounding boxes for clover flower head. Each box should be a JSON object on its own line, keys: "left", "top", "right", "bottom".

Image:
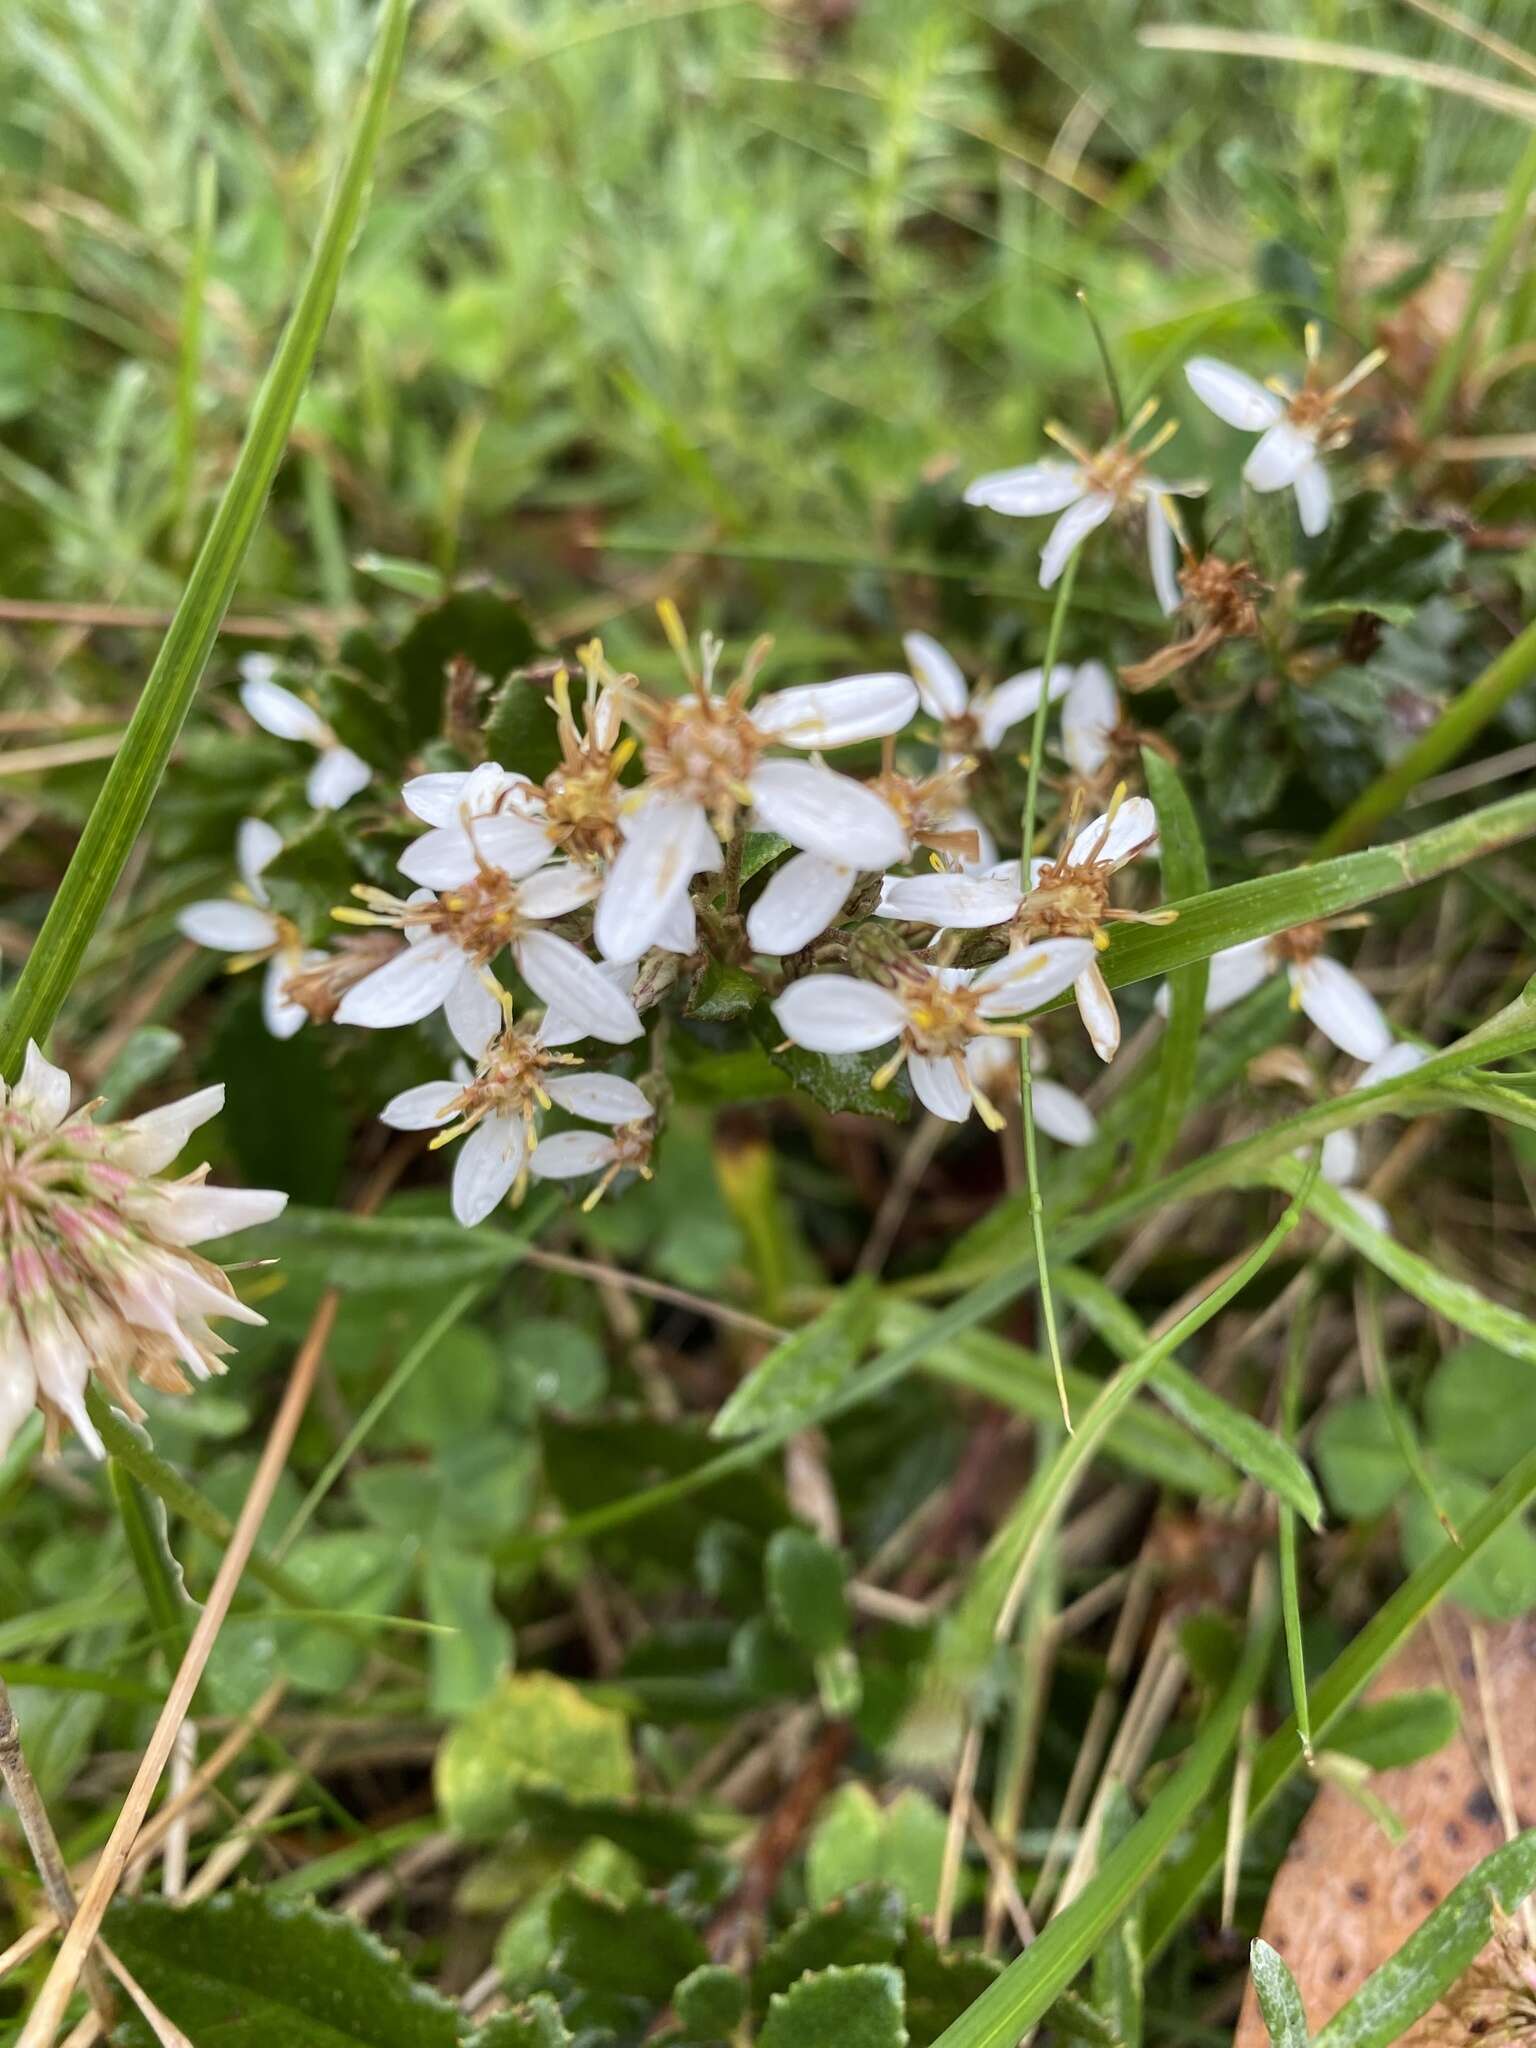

{"left": 964, "top": 400, "right": 1205, "bottom": 613}
{"left": 177, "top": 818, "right": 323, "bottom": 1039}
{"left": 771, "top": 938, "right": 1093, "bottom": 1127}
{"left": 240, "top": 659, "right": 371, "bottom": 810}
{"left": 0, "top": 1046, "right": 285, "bottom": 1458}
{"left": 1184, "top": 327, "right": 1385, "bottom": 537}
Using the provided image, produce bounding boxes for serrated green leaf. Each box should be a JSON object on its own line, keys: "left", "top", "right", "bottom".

{"left": 547, "top": 1883, "right": 707, "bottom": 2002}
{"left": 677, "top": 1964, "right": 748, "bottom": 2039}
{"left": 468, "top": 1993, "right": 572, "bottom": 2048}
{"left": 687, "top": 960, "right": 763, "bottom": 1023}
{"left": 106, "top": 1891, "right": 461, "bottom": 2047}
{"left": 436, "top": 1671, "right": 634, "bottom": 1841}
{"left": 1313, "top": 1832, "right": 1536, "bottom": 2048}
{"left": 395, "top": 586, "right": 541, "bottom": 746}
{"left": 714, "top": 1280, "right": 877, "bottom": 1439}
{"left": 753, "top": 1885, "right": 906, "bottom": 2007}
{"left": 760, "top": 1964, "right": 907, "bottom": 2048}
{"left": 765, "top": 1036, "right": 912, "bottom": 1120}
{"left": 260, "top": 810, "right": 360, "bottom": 939}
{"left": 1251, "top": 1939, "right": 1311, "bottom": 2048}
{"left": 808, "top": 1785, "right": 948, "bottom": 1918}
{"left": 1302, "top": 492, "right": 1462, "bottom": 614}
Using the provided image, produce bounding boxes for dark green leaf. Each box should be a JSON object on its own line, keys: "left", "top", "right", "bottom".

{"left": 753, "top": 1886, "right": 905, "bottom": 2007}
{"left": 1302, "top": 493, "right": 1463, "bottom": 616}
{"left": 765, "top": 1527, "right": 850, "bottom": 1657}
{"left": 687, "top": 961, "right": 763, "bottom": 1023}
{"left": 759, "top": 1965, "right": 906, "bottom": 2048}
{"left": 468, "top": 1993, "right": 572, "bottom": 2048}
{"left": 397, "top": 587, "right": 540, "bottom": 745}
{"left": 676, "top": 1965, "right": 748, "bottom": 2039}
{"left": 210, "top": 993, "right": 350, "bottom": 1206}
{"left": 547, "top": 1883, "right": 707, "bottom": 2003}
{"left": 1327, "top": 1689, "right": 1459, "bottom": 1772}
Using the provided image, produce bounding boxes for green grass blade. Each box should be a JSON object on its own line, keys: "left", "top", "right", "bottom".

{"left": 0, "top": 0, "right": 412, "bottom": 1079}
{"left": 1134, "top": 748, "right": 1209, "bottom": 1177}
{"left": 1417, "top": 128, "right": 1536, "bottom": 439}
{"left": 1144, "top": 1435, "right": 1536, "bottom": 1954}
{"left": 927, "top": 1585, "right": 1277, "bottom": 2048}
{"left": 1251, "top": 1940, "right": 1312, "bottom": 2048}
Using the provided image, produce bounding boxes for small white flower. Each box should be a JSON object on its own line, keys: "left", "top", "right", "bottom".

{"left": 379, "top": 1000, "right": 654, "bottom": 1227}
{"left": 177, "top": 819, "right": 322, "bottom": 1039}
{"left": 965, "top": 402, "right": 1205, "bottom": 614}
{"left": 879, "top": 792, "right": 1164, "bottom": 1062}
{"left": 528, "top": 1122, "right": 656, "bottom": 1207}
{"left": 965, "top": 1033, "right": 1099, "bottom": 1146}
{"left": 1305, "top": 1040, "right": 1429, "bottom": 1236}
{"left": 903, "top": 632, "right": 1075, "bottom": 764}
{"left": 240, "top": 660, "right": 371, "bottom": 810}
{"left": 1184, "top": 333, "right": 1384, "bottom": 537}
{"left": 1059, "top": 662, "right": 1121, "bottom": 786}
{"left": 1165, "top": 923, "right": 1391, "bottom": 1063}
{"left": 771, "top": 939, "right": 1094, "bottom": 1127}
{"left": 334, "top": 858, "right": 641, "bottom": 1046}
{"left": 0, "top": 1049, "right": 285, "bottom": 1458}
{"left": 594, "top": 623, "right": 916, "bottom": 964}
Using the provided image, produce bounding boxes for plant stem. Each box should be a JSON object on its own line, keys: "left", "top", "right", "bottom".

{"left": 1020, "top": 556, "right": 1080, "bottom": 1426}
{"left": 0, "top": 1678, "right": 117, "bottom": 2029}
{"left": 1312, "top": 621, "right": 1536, "bottom": 857}
{"left": 1417, "top": 126, "right": 1536, "bottom": 440}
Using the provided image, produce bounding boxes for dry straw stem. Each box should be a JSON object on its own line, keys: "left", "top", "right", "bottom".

{"left": 1138, "top": 25, "right": 1536, "bottom": 122}
{"left": 16, "top": 1146, "right": 407, "bottom": 2046}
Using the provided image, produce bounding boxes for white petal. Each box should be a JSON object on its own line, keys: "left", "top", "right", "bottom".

{"left": 240, "top": 676, "right": 328, "bottom": 745}
{"left": 1244, "top": 419, "right": 1316, "bottom": 492}
{"left": 400, "top": 764, "right": 527, "bottom": 826}
{"left": 1061, "top": 662, "right": 1119, "bottom": 780}
{"left": 140, "top": 1182, "right": 288, "bottom": 1245}
{"left": 238, "top": 653, "right": 279, "bottom": 688}
{"left": 0, "top": 1350, "right": 36, "bottom": 1459}
{"left": 1320, "top": 1127, "right": 1360, "bottom": 1187}
{"left": 177, "top": 899, "right": 280, "bottom": 953}
{"left": 1074, "top": 962, "right": 1121, "bottom": 1063}
{"left": 529, "top": 1130, "right": 618, "bottom": 1181}
{"left": 771, "top": 975, "right": 905, "bottom": 1054}
{"left": 1292, "top": 456, "right": 1332, "bottom": 537}
{"left": 380, "top": 1080, "right": 463, "bottom": 1130}
{"left": 1040, "top": 492, "right": 1115, "bottom": 589}
{"left": 236, "top": 817, "right": 283, "bottom": 901}
{"left": 13, "top": 1041, "right": 72, "bottom": 1130}
{"left": 1069, "top": 795, "right": 1157, "bottom": 870}
{"left": 964, "top": 461, "right": 1085, "bottom": 516}
{"left": 544, "top": 1072, "right": 651, "bottom": 1125}
{"left": 1202, "top": 937, "right": 1276, "bottom": 1013}
{"left": 444, "top": 966, "right": 503, "bottom": 1059}
{"left": 909, "top": 1053, "right": 974, "bottom": 1123}
{"left": 747, "top": 760, "right": 907, "bottom": 869}
{"left": 306, "top": 745, "right": 371, "bottom": 811}
{"left": 261, "top": 953, "right": 308, "bottom": 1040}
{"left": 31, "top": 1318, "right": 100, "bottom": 1457}
{"left": 1183, "top": 357, "right": 1285, "bottom": 432}
{"left": 516, "top": 931, "right": 642, "bottom": 1044}
{"left": 1031, "top": 1077, "right": 1097, "bottom": 1146}
{"left": 452, "top": 1114, "right": 527, "bottom": 1227}
{"left": 398, "top": 814, "right": 550, "bottom": 890}
{"left": 517, "top": 862, "right": 602, "bottom": 921}
{"left": 595, "top": 796, "right": 714, "bottom": 963}
{"left": 1290, "top": 957, "right": 1392, "bottom": 1062}
{"left": 1359, "top": 1041, "right": 1429, "bottom": 1089}
{"left": 975, "top": 665, "right": 1073, "bottom": 751}
{"left": 114, "top": 1085, "right": 225, "bottom": 1173}
{"left": 746, "top": 853, "right": 857, "bottom": 955}
{"left": 752, "top": 674, "right": 918, "bottom": 749}
{"left": 877, "top": 871, "right": 1019, "bottom": 929}
{"left": 973, "top": 938, "right": 1096, "bottom": 1016}
{"left": 334, "top": 934, "right": 466, "bottom": 1028}
{"left": 653, "top": 892, "right": 698, "bottom": 954}
{"left": 903, "top": 633, "right": 968, "bottom": 720}
{"left": 1339, "top": 1188, "right": 1393, "bottom": 1237}
{"left": 1145, "top": 493, "right": 1180, "bottom": 617}
{"left": 540, "top": 961, "right": 638, "bottom": 1048}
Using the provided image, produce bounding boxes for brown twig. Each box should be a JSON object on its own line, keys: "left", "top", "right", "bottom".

{"left": 707, "top": 1720, "right": 853, "bottom": 1965}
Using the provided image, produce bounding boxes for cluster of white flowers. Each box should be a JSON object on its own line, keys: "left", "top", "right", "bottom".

{"left": 0, "top": 1046, "right": 285, "bottom": 1457}
{"left": 166, "top": 336, "right": 1396, "bottom": 1234}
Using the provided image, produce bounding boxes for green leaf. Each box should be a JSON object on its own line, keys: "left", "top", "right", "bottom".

{"left": 354, "top": 550, "right": 447, "bottom": 600}
{"left": 423, "top": 1547, "right": 513, "bottom": 1716}
{"left": 0, "top": 0, "right": 411, "bottom": 1077}
{"left": 547, "top": 1883, "right": 707, "bottom": 2003}
{"left": 1425, "top": 1340, "right": 1536, "bottom": 1480}
{"left": 507, "top": 1318, "right": 609, "bottom": 1414}
{"left": 397, "top": 587, "right": 541, "bottom": 746}
{"left": 1312, "top": 1400, "right": 1407, "bottom": 1521}
{"left": 1090, "top": 1788, "right": 1144, "bottom": 2048}
{"left": 677, "top": 1964, "right": 748, "bottom": 2039}
{"left": 759, "top": 1965, "right": 906, "bottom": 2048}
{"left": 96, "top": 1025, "right": 182, "bottom": 1116}
{"left": 807, "top": 1785, "right": 949, "bottom": 1918}
{"left": 1251, "top": 1939, "right": 1311, "bottom": 2048}
{"left": 260, "top": 811, "right": 362, "bottom": 940}
{"left": 1301, "top": 492, "right": 1462, "bottom": 617}
{"left": 764, "top": 1034, "right": 912, "bottom": 1120}
{"left": 1399, "top": 1472, "right": 1536, "bottom": 1621}
{"left": 713, "top": 1280, "right": 877, "bottom": 1440}
{"left": 210, "top": 990, "right": 350, "bottom": 1206}
{"left": 1328, "top": 1689, "right": 1459, "bottom": 1772}
{"left": 106, "top": 1891, "right": 461, "bottom": 2047}
{"left": 468, "top": 1996, "right": 571, "bottom": 2048}
{"left": 902, "top": 1926, "right": 1003, "bottom": 2048}
{"left": 436, "top": 1671, "right": 634, "bottom": 1841}
{"left": 1136, "top": 749, "right": 1209, "bottom": 1178}
{"left": 1313, "top": 1832, "right": 1536, "bottom": 2048}
{"left": 766, "top": 1528, "right": 851, "bottom": 1661}
{"left": 231, "top": 1201, "right": 535, "bottom": 1293}
{"left": 753, "top": 1886, "right": 906, "bottom": 2007}
{"left": 687, "top": 960, "right": 763, "bottom": 1023}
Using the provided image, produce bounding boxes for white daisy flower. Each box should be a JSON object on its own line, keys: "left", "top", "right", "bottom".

{"left": 528, "top": 1115, "right": 656, "bottom": 1209}
{"left": 333, "top": 859, "right": 641, "bottom": 1045}
{"left": 902, "top": 632, "right": 1075, "bottom": 766}
{"left": 878, "top": 792, "right": 1165, "bottom": 1062}
{"left": 239, "top": 659, "right": 372, "bottom": 810}
{"left": 965, "top": 1033, "right": 1099, "bottom": 1146}
{"left": 1184, "top": 331, "right": 1385, "bottom": 537}
{"left": 0, "top": 1046, "right": 285, "bottom": 1458}
{"left": 1059, "top": 662, "right": 1122, "bottom": 786}
{"left": 770, "top": 939, "right": 1094, "bottom": 1128}
{"left": 593, "top": 616, "right": 916, "bottom": 965}
{"left": 177, "top": 819, "right": 322, "bottom": 1040}
{"left": 379, "top": 999, "right": 653, "bottom": 1227}
{"left": 965, "top": 402, "right": 1205, "bottom": 614}
{"left": 1164, "top": 922, "right": 1391, "bottom": 1063}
